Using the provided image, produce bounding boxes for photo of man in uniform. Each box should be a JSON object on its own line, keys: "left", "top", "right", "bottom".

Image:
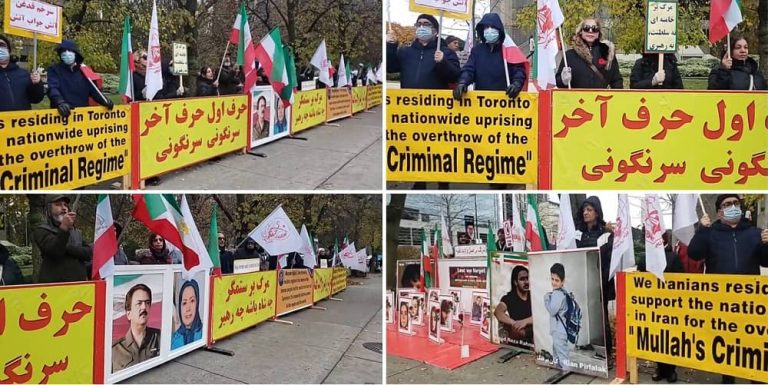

{"left": 112, "top": 283, "right": 161, "bottom": 372}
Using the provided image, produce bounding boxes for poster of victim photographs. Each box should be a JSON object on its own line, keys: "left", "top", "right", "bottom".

{"left": 449, "top": 290, "right": 462, "bottom": 321}
{"left": 386, "top": 291, "right": 393, "bottom": 324}
{"left": 428, "top": 300, "right": 441, "bottom": 343}
{"left": 438, "top": 295, "right": 454, "bottom": 332}
{"left": 480, "top": 297, "right": 491, "bottom": 340}
{"left": 490, "top": 253, "right": 534, "bottom": 350}
{"left": 470, "top": 290, "right": 487, "bottom": 325}
{"left": 398, "top": 297, "right": 411, "bottom": 335}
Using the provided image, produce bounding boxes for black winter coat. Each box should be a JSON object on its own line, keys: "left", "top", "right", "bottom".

{"left": 574, "top": 196, "right": 616, "bottom": 302}
{"left": 708, "top": 57, "right": 767, "bottom": 91}
{"left": 47, "top": 62, "right": 106, "bottom": 108}
{"left": 33, "top": 223, "right": 91, "bottom": 283}
{"left": 629, "top": 54, "right": 684, "bottom": 89}
{"left": 458, "top": 13, "right": 527, "bottom": 91}
{"left": 688, "top": 219, "right": 768, "bottom": 275}
{"left": 387, "top": 37, "right": 460, "bottom": 89}
{"left": 0, "top": 62, "right": 45, "bottom": 111}
{"left": 196, "top": 76, "right": 218, "bottom": 97}
{"left": 556, "top": 41, "right": 623, "bottom": 89}
{"left": 0, "top": 244, "right": 24, "bottom": 285}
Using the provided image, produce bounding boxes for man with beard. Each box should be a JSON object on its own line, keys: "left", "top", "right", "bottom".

{"left": 234, "top": 238, "right": 268, "bottom": 271}
{"left": 112, "top": 284, "right": 160, "bottom": 372}
{"left": 494, "top": 265, "right": 533, "bottom": 347}
{"left": 32, "top": 195, "right": 92, "bottom": 283}
{"left": 218, "top": 233, "right": 235, "bottom": 274}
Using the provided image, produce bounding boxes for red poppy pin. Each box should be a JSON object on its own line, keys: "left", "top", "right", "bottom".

{"left": 598, "top": 58, "right": 607, "bottom": 66}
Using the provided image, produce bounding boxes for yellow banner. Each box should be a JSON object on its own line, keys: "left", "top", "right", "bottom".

{"left": 332, "top": 267, "right": 347, "bottom": 295}
{"left": 625, "top": 272, "right": 768, "bottom": 382}
{"left": 210, "top": 271, "right": 276, "bottom": 342}
{"left": 0, "top": 282, "right": 98, "bottom": 383}
{"left": 313, "top": 268, "right": 333, "bottom": 302}
{"left": 327, "top": 88, "right": 353, "bottom": 122}
{"left": 276, "top": 269, "right": 314, "bottom": 316}
{"left": 292, "top": 89, "right": 327, "bottom": 133}
{"left": 386, "top": 89, "right": 538, "bottom": 184}
{"left": 352, "top": 86, "right": 367, "bottom": 113}
{"left": 0, "top": 106, "right": 130, "bottom": 190}
{"left": 408, "top": 0, "right": 471, "bottom": 20}
{"left": 366, "top": 84, "right": 382, "bottom": 108}
{"left": 552, "top": 91, "right": 768, "bottom": 189}
{"left": 138, "top": 95, "right": 249, "bottom": 179}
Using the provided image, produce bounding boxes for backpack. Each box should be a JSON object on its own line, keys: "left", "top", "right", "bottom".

{"left": 556, "top": 289, "right": 582, "bottom": 344}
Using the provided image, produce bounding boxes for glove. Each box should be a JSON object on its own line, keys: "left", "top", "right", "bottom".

{"left": 652, "top": 70, "right": 665, "bottom": 86}
{"left": 141, "top": 87, "right": 147, "bottom": 100}
{"left": 506, "top": 81, "right": 523, "bottom": 99}
{"left": 560, "top": 67, "right": 572, "bottom": 86}
{"left": 176, "top": 86, "right": 185, "bottom": 96}
{"left": 103, "top": 98, "right": 114, "bottom": 110}
{"left": 57, "top": 102, "right": 72, "bottom": 118}
{"left": 452, "top": 83, "right": 467, "bottom": 100}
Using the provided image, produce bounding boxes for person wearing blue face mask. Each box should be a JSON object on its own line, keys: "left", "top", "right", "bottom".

{"left": 452, "top": 13, "right": 527, "bottom": 100}
{"left": 0, "top": 34, "right": 45, "bottom": 111}
{"left": 46, "top": 39, "right": 113, "bottom": 118}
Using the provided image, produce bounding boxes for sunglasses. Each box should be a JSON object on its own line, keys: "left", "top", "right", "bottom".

{"left": 218, "top": 237, "right": 225, "bottom": 240}
{"left": 582, "top": 25, "right": 600, "bottom": 33}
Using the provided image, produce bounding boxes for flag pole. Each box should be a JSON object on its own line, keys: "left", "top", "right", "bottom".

{"left": 216, "top": 41, "right": 231, "bottom": 83}
{"left": 557, "top": 27, "right": 571, "bottom": 89}
{"left": 437, "top": 11, "right": 444, "bottom": 51}
{"left": 503, "top": 43, "right": 510, "bottom": 88}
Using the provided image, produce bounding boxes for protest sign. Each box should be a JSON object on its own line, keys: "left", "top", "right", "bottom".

{"left": 387, "top": 89, "right": 538, "bottom": 184}
{"left": 250, "top": 86, "right": 291, "bottom": 149}
{"left": 276, "top": 268, "right": 314, "bottom": 316}
{"left": 4, "top": 0, "right": 62, "bottom": 43}
{"left": 137, "top": 95, "right": 248, "bottom": 181}
{"left": 0, "top": 106, "right": 131, "bottom": 190}
{"left": 438, "top": 258, "right": 486, "bottom": 315}
{"left": 550, "top": 90, "right": 768, "bottom": 189}
{"left": 448, "top": 266, "right": 487, "bottom": 289}
{"left": 625, "top": 272, "right": 768, "bottom": 382}
{"left": 645, "top": 1, "right": 678, "bottom": 53}
{"left": 210, "top": 271, "right": 276, "bottom": 342}
{"left": 313, "top": 268, "right": 333, "bottom": 302}
{"left": 233, "top": 258, "right": 261, "bottom": 274}
{"left": 529, "top": 248, "right": 608, "bottom": 378}
{"left": 366, "top": 84, "right": 382, "bottom": 108}
{"left": 409, "top": 0, "right": 471, "bottom": 20}
{"left": 490, "top": 253, "right": 534, "bottom": 350}
{"left": 292, "top": 89, "right": 327, "bottom": 133}
{"left": 327, "top": 88, "right": 353, "bottom": 122}
{"left": 332, "top": 266, "right": 347, "bottom": 294}
{"left": 352, "top": 86, "right": 367, "bottom": 113}
{"left": 172, "top": 42, "right": 188, "bottom": 75}
{"left": 0, "top": 281, "right": 103, "bottom": 384}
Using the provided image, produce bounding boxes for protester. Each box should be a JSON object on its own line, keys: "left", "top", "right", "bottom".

{"left": 445, "top": 35, "right": 469, "bottom": 68}
{"left": 0, "top": 242, "right": 24, "bottom": 285}
{"left": 0, "top": 34, "right": 45, "bottom": 111}
{"left": 688, "top": 194, "right": 768, "bottom": 383}
{"left": 556, "top": 18, "right": 623, "bottom": 89}
{"left": 196, "top": 66, "right": 219, "bottom": 96}
{"left": 545, "top": 262, "right": 576, "bottom": 370}
{"left": 32, "top": 195, "right": 92, "bottom": 283}
{"left": 386, "top": 14, "right": 460, "bottom": 89}
{"left": 629, "top": 53, "right": 684, "bottom": 89}
{"left": 47, "top": 39, "right": 114, "bottom": 117}
{"left": 218, "top": 233, "right": 235, "bottom": 274}
{"left": 112, "top": 283, "right": 160, "bottom": 372}
{"left": 159, "top": 58, "right": 185, "bottom": 99}
{"left": 574, "top": 196, "right": 614, "bottom": 362}
{"left": 138, "top": 233, "right": 180, "bottom": 264}
{"left": 171, "top": 279, "right": 203, "bottom": 349}
{"left": 218, "top": 53, "right": 240, "bottom": 95}
{"left": 113, "top": 222, "right": 129, "bottom": 265}
{"left": 132, "top": 49, "right": 149, "bottom": 101}
{"left": 234, "top": 238, "right": 268, "bottom": 271}
{"left": 494, "top": 265, "right": 533, "bottom": 346}
{"left": 453, "top": 13, "right": 526, "bottom": 100}
{"left": 708, "top": 36, "right": 767, "bottom": 90}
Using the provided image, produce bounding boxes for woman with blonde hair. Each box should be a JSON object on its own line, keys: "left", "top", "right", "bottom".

{"left": 556, "top": 18, "right": 623, "bottom": 89}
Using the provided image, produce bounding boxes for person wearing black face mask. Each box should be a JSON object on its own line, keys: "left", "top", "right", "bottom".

{"left": 47, "top": 39, "right": 113, "bottom": 117}
{"left": 0, "top": 34, "right": 45, "bottom": 111}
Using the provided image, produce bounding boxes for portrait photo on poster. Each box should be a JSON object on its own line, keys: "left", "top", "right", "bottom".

{"left": 386, "top": 291, "right": 394, "bottom": 324}
{"left": 171, "top": 271, "right": 206, "bottom": 351}
{"left": 470, "top": 290, "right": 487, "bottom": 324}
{"left": 410, "top": 292, "right": 425, "bottom": 326}
{"left": 110, "top": 273, "right": 164, "bottom": 375}
{"left": 529, "top": 249, "right": 609, "bottom": 378}
{"left": 428, "top": 288, "right": 440, "bottom": 303}
{"left": 428, "top": 300, "right": 442, "bottom": 343}
{"left": 449, "top": 289, "right": 462, "bottom": 320}
{"left": 480, "top": 296, "right": 491, "bottom": 340}
{"left": 490, "top": 255, "right": 534, "bottom": 350}
{"left": 438, "top": 294, "right": 455, "bottom": 332}
{"left": 398, "top": 297, "right": 412, "bottom": 335}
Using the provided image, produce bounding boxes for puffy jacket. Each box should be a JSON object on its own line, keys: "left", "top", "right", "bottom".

{"left": 688, "top": 219, "right": 768, "bottom": 275}
{"left": 0, "top": 61, "right": 45, "bottom": 111}
{"left": 47, "top": 40, "right": 107, "bottom": 108}
{"left": 556, "top": 38, "right": 623, "bottom": 89}
{"left": 458, "top": 13, "right": 527, "bottom": 91}
{"left": 629, "top": 54, "right": 684, "bottom": 89}
{"left": 387, "top": 37, "right": 460, "bottom": 89}
{"left": 708, "top": 57, "right": 767, "bottom": 91}
{"left": 196, "top": 76, "right": 218, "bottom": 97}
{"left": 0, "top": 243, "right": 24, "bottom": 285}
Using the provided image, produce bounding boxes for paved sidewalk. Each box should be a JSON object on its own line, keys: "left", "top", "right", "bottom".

{"left": 123, "top": 274, "right": 383, "bottom": 384}
{"left": 142, "top": 106, "right": 382, "bottom": 190}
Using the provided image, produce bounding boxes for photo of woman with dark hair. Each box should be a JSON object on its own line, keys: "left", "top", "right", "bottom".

{"left": 398, "top": 299, "right": 411, "bottom": 334}
{"left": 428, "top": 301, "right": 441, "bottom": 343}
{"left": 400, "top": 263, "right": 422, "bottom": 291}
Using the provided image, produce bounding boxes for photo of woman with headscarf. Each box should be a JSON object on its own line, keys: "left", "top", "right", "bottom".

{"left": 171, "top": 277, "right": 204, "bottom": 350}
{"left": 273, "top": 95, "right": 288, "bottom": 135}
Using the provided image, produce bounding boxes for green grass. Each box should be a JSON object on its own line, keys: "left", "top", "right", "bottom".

{"left": 32, "top": 94, "right": 125, "bottom": 110}
{"left": 682, "top": 78, "right": 708, "bottom": 90}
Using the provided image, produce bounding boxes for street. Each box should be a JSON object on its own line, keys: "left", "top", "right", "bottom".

{"left": 123, "top": 273, "right": 383, "bottom": 384}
